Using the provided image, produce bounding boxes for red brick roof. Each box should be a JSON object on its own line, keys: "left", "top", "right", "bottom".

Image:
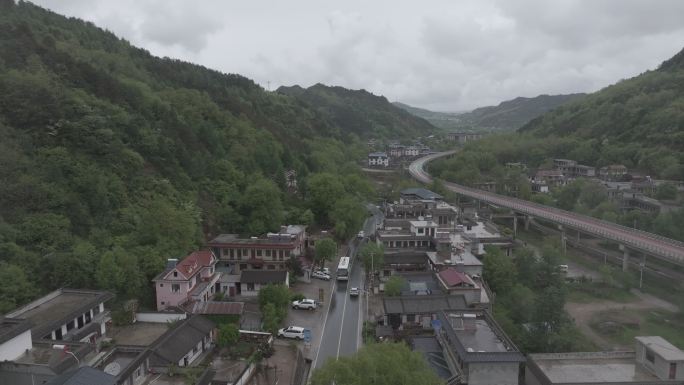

{"left": 175, "top": 250, "right": 214, "bottom": 279}
{"left": 438, "top": 268, "right": 472, "bottom": 287}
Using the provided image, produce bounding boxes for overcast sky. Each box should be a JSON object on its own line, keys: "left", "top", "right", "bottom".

{"left": 33, "top": 0, "right": 684, "bottom": 111}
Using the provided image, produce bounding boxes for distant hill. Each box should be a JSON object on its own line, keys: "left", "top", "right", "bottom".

{"left": 520, "top": 47, "right": 684, "bottom": 155}
{"left": 395, "top": 93, "right": 585, "bottom": 132}
{"left": 278, "top": 84, "right": 436, "bottom": 139}
{"left": 392, "top": 102, "right": 464, "bottom": 131}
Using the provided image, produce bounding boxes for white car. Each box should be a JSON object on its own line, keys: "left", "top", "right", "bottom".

{"left": 318, "top": 267, "right": 331, "bottom": 275}
{"left": 312, "top": 270, "right": 331, "bottom": 280}
{"left": 349, "top": 287, "right": 360, "bottom": 297}
{"left": 278, "top": 326, "right": 306, "bottom": 340}
{"left": 357, "top": 230, "right": 365, "bottom": 238}
{"left": 292, "top": 299, "right": 317, "bottom": 310}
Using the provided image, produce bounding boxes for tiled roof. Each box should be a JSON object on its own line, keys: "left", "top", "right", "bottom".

{"left": 438, "top": 268, "right": 473, "bottom": 287}
{"left": 240, "top": 270, "right": 288, "bottom": 284}
{"left": 46, "top": 366, "right": 116, "bottom": 385}
{"left": 150, "top": 315, "right": 215, "bottom": 365}
{"left": 0, "top": 317, "right": 32, "bottom": 344}
{"left": 175, "top": 250, "right": 215, "bottom": 279}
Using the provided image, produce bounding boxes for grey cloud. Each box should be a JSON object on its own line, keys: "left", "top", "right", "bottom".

{"left": 28, "top": 0, "right": 684, "bottom": 111}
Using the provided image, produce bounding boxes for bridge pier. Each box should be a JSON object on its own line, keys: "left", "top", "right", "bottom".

{"left": 619, "top": 244, "right": 629, "bottom": 272}
{"left": 513, "top": 213, "right": 518, "bottom": 237}
{"left": 558, "top": 225, "right": 567, "bottom": 255}
{"left": 524, "top": 216, "right": 530, "bottom": 231}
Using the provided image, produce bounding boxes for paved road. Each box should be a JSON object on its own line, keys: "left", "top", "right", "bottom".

{"left": 409, "top": 151, "right": 684, "bottom": 266}
{"left": 313, "top": 205, "right": 383, "bottom": 369}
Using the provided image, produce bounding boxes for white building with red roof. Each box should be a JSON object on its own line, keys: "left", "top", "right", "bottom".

{"left": 153, "top": 250, "right": 221, "bottom": 311}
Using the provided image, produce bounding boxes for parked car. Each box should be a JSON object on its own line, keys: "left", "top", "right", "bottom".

{"left": 292, "top": 299, "right": 317, "bottom": 310}
{"left": 312, "top": 270, "right": 331, "bottom": 280}
{"left": 278, "top": 326, "right": 306, "bottom": 340}
{"left": 357, "top": 230, "right": 365, "bottom": 238}
{"left": 318, "top": 267, "right": 331, "bottom": 275}
{"left": 349, "top": 287, "right": 360, "bottom": 297}
{"left": 559, "top": 264, "right": 569, "bottom": 273}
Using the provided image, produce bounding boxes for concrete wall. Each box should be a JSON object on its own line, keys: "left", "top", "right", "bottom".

{"left": 468, "top": 362, "right": 519, "bottom": 385}
{"left": 0, "top": 330, "right": 31, "bottom": 361}
{"left": 135, "top": 312, "right": 187, "bottom": 323}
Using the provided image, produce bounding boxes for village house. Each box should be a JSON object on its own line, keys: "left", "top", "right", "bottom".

{"left": 207, "top": 225, "right": 306, "bottom": 274}
{"left": 368, "top": 152, "right": 390, "bottom": 167}
{"left": 447, "top": 132, "right": 484, "bottom": 144}
{"left": 435, "top": 310, "right": 525, "bottom": 385}
{"left": 153, "top": 250, "right": 221, "bottom": 311}
{"left": 533, "top": 169, "right": 566, "bottom": 188}
{"left": 526, "top": 336, "right": 684, "bottom": 384}
{"left": 403, "top": 146, "right": 420, "bottom": 157}
{"left": 239, "top": 270, "right": 289, "bottom": 297}
{"left": 0, "top": 289, "right": 114, "bottom": 385}
{"left": 599, "top": 164, "right": 628, "bottom": 181}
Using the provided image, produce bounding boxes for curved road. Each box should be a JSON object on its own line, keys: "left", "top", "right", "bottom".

{"left": 409, "top": 151, "right": 684, "bottom": 266}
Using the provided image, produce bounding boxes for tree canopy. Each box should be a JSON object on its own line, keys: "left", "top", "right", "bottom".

{"left": 310, "top": 343, "right": 442, "bottom": 385}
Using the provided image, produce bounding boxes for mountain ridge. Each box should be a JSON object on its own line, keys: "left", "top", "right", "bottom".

{"left": 395, "top": 93, "right": 586, "bottom": 132}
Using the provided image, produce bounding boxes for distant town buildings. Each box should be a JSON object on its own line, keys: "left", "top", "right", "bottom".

{"left": 446, "top": 132, "right": 484, "bottom": 144}
{"left": 368, "top": 152, "right": 389, "bottom": 167}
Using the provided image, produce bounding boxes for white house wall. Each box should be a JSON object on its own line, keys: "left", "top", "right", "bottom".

{"left": 0, "top": 330, "right": 32, "bottom": 361}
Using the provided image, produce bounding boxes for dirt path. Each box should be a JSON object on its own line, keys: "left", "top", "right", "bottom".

{"left": 566, "top": 289, "right": 677, "bottom": 350}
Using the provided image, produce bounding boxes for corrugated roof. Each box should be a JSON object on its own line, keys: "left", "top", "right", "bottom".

{"left": 400, "top": 188, "right": 443, "bottom": 200}
{"left": 383, "top": 295, "right": 466, "bottom": 314}
{"left": 189, "top": 301, "right": 244, "bottom": 315}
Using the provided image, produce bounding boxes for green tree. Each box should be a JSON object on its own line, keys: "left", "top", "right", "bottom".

{"left": 655, "top": 183, "right": 677, "bottom": 200}
{"left": 258, "top": 284, "right": 291, "bottom": 323}
{"left": 306, "top": 173, "right": 345, "bottom": 223}
{"left": 314, "top": 238, "right": 337, "bottom": 268}
{"left": 330, "top": 197, "right": 366, "bottom": 240}
{"left": 217, "top": 323, "right": 240, "bottom": 348}
{"left": 240, "top": 178, "right": 284, "bottom": 235}
{"left": 359, "top": 243, "right": 384, "bottom": 273}
{"left": 0, "top": 263, "right": 36, "bottom": 313}
{"left": 262, "top": 302, "right": 280, "bottom": 334}
{"left": 311, "top": 343, "right": 441, "bottom": 385}
{"left": 384, "top": 275, "right": 405, "bottom": 297}
{"left": 483, "top": 246, "right": 516, "bottom": 294}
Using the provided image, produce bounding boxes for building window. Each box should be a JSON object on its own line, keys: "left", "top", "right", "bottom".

{"left": 173, "top": 271, "right": 178, "bottom": 277}
{"left": 161, "top": 301, "right": 165, "bottom": 305}
{"left": 265, "top": 250, "right": 272, "bottom": 257}
{"left": 66, "top": 320, "right": 75, "bottom": 331}
{"left": 256, "top": 249, "right": 262, "bottom": 257}
{"left": 247, "top": 283, "right": 255, "bottom": 291}
{"left": 172, "top": 284, "right": 181, "bottom": 293}
{"left": 243, "top": 249, "right": 249, "bottom": 257}
{"left": 159, "top": 283, "right": 164, "bottom": 287}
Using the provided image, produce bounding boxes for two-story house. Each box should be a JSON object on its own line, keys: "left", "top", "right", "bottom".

{"left": 207, "top": 232, "right": 299, "bottom": 273}
{"left": 153, "top": 250, "right": 221, "bottom": 311}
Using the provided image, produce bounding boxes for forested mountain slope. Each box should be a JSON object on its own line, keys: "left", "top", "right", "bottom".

{"left": 520, "top": 47, "right": 684, "bottom": 176}
{"left": 0, "top": 1, "right": 400, "bottom": 310}
{"left": 458, "top": 94, "right": 586, "bottom": 131}
{"left": 394, "top": 94, "right": 584, "bottom": 132}
{"left": 277, "top": 84, "right": 436, "bottom": 139}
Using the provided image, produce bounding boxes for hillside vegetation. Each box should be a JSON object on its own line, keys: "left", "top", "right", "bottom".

{"left": 394, "top": 93, "right": 585, "bottom": 132}
{"left": 429, "top": 46, "right": 684, "bottom": 242}
{"left": 277, "top": 84, "right": 436, "bottom": 139}
{"left": 0, "top": 1, "right": 423, "bottom": 311}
